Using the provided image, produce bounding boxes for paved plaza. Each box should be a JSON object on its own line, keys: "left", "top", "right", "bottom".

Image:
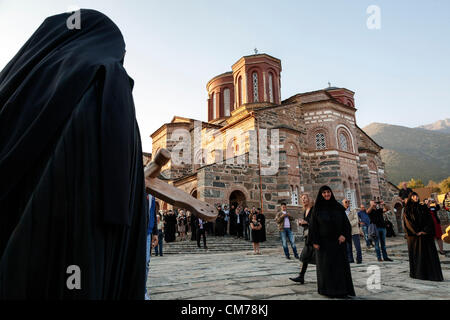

{"left": 147, "top": 236, "right": 450, "bottom": 300}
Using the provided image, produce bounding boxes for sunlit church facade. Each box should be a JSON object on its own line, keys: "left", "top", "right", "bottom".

{"left": 150, "top": 53, "right": 402, "bottom": 233}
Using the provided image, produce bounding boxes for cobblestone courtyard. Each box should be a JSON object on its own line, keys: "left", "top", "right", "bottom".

{"left": 147, "top": 237, "right": 450, "bottom": 300}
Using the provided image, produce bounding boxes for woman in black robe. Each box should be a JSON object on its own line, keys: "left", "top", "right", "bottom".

{"left": 290, "top": 194, "right": 315, "bottom": 284}
{"left": 0, "top": 10, "right": 147, "bottom": 299}
{"left": 215, "top": 205, "right": 225, "bottom": 236}
{"left": 309, "top": 186, "right": 355, "bottom": 298}
{"left": 402, "top": 192, "right": 444, "bottom": 281}
{"left": 164, "top": 210, "right": 177, "bottom": 242}
{"left": 190, "top": 211, "right": 197, "bottom": 241}
{"left": 256, "top": 208, "right": 266, "bottom": 242}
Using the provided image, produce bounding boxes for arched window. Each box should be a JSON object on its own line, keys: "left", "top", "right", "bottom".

{"left": 336, "top": 126, "right": 354, "bottom": 152}
{"left": 339, "top": 132, "right": 349, "bottom": 151}
{"left": 238, "top": 76, "right": 243, "bottom": 106}
{"left": 227, "top": 138, "right": 235, "bottom": 158}
{"left": 212, "top": 92, "right": 217, "bottom": 118}
{"left": 315, "top": 132, "right": 326, "bottom": 150}
{"left": 224, "top": 88, "right": 230, "bottom": 116}
{"left": 252, "top": 72, "right": 259, "bottom": 102}
{"left": 268, "top": 72, "right": 274, "bottom": 103}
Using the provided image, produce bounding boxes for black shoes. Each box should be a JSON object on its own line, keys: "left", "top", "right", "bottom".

{"left": 286, "top": 256, "right": 291, "bottom": 260}
{"left": 384, "top": 257, "right": 393, "bottom": 262}
{"left": 294, "top": 255, "right": 299, "bottom": 260}
{"left": 289, "top": 274, "right": 305, "bottom": 284}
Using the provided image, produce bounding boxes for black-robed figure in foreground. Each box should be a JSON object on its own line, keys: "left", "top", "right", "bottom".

{"left": 309, "top": 186, "right": 355, "bottom": 298}
{"left": 0, "top": 10, "right": 147, "bottom": 299}
{"left": 402, "top": 193, "right": 443, "bottom": 281}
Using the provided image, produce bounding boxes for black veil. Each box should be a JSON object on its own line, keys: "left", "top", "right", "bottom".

{"left": 313, "top": 185, "right": 343, "bottom": 211}
{"left": 0, "top": 9, "right": 146, "bottom": 299}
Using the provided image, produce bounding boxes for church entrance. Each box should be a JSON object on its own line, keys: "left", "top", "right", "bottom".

{"left": 394, "top": 202, "right": 403, "bottom": 233}
{"left": 229, "top": 190, "right": 246, "bottom": 209}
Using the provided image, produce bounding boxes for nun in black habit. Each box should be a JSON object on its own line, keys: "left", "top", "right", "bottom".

{"left": 308, "top": 186, "right": 355, "bottom": 298}
{"left": 0, "top": 10, "right": 147, "bottom": 299}
{"left": 402, "top": 193, "right": 443, "bottom": 281}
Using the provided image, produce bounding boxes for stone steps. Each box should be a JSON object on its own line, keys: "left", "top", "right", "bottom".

{"left": 158, "top": 235, "right": 289, "bottom": 254}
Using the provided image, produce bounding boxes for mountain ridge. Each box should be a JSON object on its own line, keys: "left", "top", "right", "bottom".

{"left": 417, "top": 118, "right": 450, "bottom": 134}
{"left": 362, "top": 122, "right": 450, "bottom": 185}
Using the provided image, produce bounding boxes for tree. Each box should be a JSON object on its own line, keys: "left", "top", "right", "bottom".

{"left": 406, "top": 178, "right": 424, "bottom": 189}
{"left": 426, "top": 180, "right": 441, "bottom": 193}
{"left": 439, "top": 177, "right": 450, "bottom": 194}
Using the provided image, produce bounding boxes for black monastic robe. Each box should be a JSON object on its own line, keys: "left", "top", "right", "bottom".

{"left": 0, "top": 10, "right": 146, "bottom": 299}
{"left": 402, "top": 203, "right": 443, "bottom": 281}
{"left": 309, "top": 202, "right": 355, "bottom": 297}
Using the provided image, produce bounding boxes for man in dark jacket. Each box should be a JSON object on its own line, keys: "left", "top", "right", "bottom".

{"left": 194, "top": 217, "right": 207, "bottom": 249}
{"left": 367, "top": 200, "right": 393, "bottom": 262}
{"left": 236, "top": 207, "right": 244, "bottom": 238}
{"left": 399, "top": 182, "right": 413, "bottom": 204}
{"left": 243, "top": 207, "right": 251, "bottom": 240}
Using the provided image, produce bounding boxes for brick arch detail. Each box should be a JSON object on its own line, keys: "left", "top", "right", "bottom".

{"left": 247, "top": 67, "right": 264, "bottom": 103}
{"left": 224, "top": 184, "right": 252, "bottom": 204}
{"left": 335, "top": 123, "right": 355, "bottom": 153}
{"left": 310, "top": 126, "right": 331, "bottom": 150}
{"left": 266, "top": 67, "right": 280, "bottom": 103}
{"left": 285, "top": 140, "right": 300, "bottom": 156}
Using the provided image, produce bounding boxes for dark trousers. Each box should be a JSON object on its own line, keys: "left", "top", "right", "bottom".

{"left": 223, "top": 220, "right": 228, "bottom": 235}
{"left": 197, "top": 228, "right": 206, "bottom": 247}
{"left": 244, "top": 223, "right": 250, "bottom": 240}
{"left": 346, "top": 234, "right": 362, "bottom": 263}
{"left": 236, "top": 223, "right": 243, "bottom": 238}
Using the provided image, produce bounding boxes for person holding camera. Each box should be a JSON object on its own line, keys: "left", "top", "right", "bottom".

{"left": 275, "top": 203, "right": 299, "bottom": 259}
{"left": 367, "top": 199, "right": 393, "bottom": 262}
{"left": 358, "top": 205, "right": 373, "bottom": 248}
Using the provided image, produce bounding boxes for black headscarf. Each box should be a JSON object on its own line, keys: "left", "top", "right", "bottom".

{"left": 313, "top": 185, "right": 343, "bottom": 212}
{"left": 0, "top": 9, "right": 139, "bottom": 226}
{"left": 0, "top": 9, "right": 146, "bottom": 299}
{"left": 404, "top": 192, "right": 421, "bottom": 221}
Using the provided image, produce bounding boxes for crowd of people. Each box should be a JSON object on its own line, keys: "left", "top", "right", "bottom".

{"left": 285, "top": 184, "right": 446, "bottom": 298}
{"left": 151, "top": 204, "right": 267, "bottom": 255}
{"left": 148, "top": 184, "right": 447, "bottom": 299}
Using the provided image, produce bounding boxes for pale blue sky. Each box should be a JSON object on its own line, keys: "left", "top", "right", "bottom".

{"left": 1, "top": 0, "right": 449, "bottom": 152}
